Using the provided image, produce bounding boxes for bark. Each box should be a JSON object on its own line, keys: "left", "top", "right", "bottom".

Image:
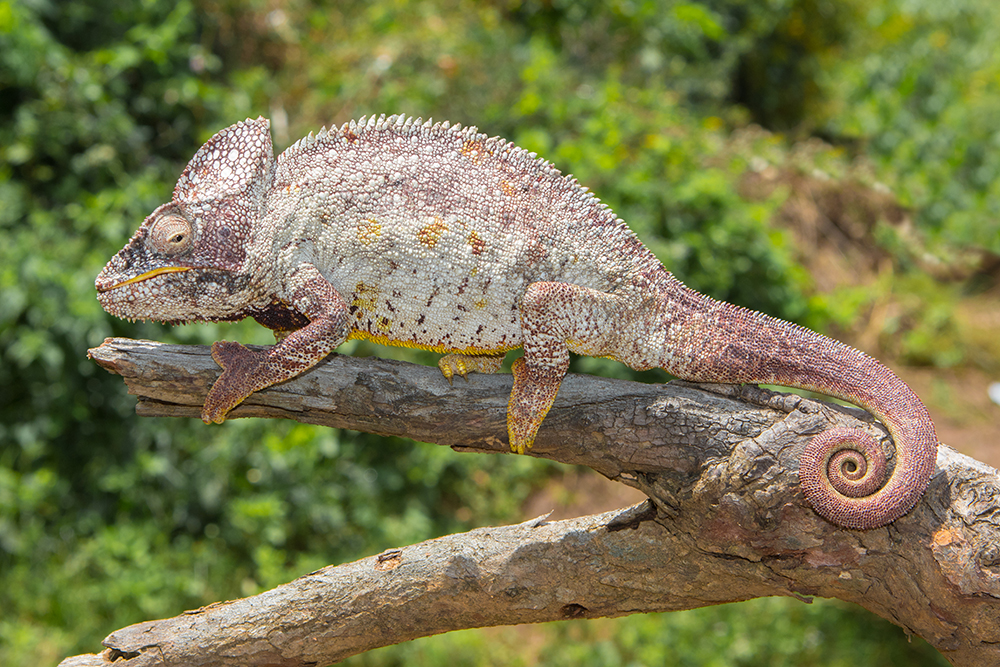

{"left": 63, "top": 337, "right": 1000, "bottom": 667}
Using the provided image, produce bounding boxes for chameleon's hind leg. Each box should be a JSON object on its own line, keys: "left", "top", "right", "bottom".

{"left": 509, "top": 281, "right": 621, "bottom": 453}
{"left": 438, "top": 353, "right": 505, "bottom": 384}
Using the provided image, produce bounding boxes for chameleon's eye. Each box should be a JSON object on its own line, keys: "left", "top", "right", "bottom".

{"left": 150, "top": 214, "right": 193, "bottom": 255}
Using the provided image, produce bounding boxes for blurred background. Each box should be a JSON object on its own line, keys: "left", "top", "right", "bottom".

{"left": 2, "top": 0, "right": 999, "bottom": 664}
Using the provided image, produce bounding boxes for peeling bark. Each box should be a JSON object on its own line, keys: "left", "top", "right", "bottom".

{"left": 62, "top": 338, "right": 1000, "bottom": 667}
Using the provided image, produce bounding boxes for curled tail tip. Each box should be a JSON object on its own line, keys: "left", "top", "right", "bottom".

{"left": 799, "top": 426, "right": 936, "bottom": 530}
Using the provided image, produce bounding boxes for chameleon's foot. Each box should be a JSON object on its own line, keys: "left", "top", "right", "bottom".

{"left": 202, "top": 341, "right": 268, "bottom": 423}
{"left": 438, "top": 353, "right": 504, "bottom": 385}
{"left": 507, "top": 357, "right": 563, "bottom": 454}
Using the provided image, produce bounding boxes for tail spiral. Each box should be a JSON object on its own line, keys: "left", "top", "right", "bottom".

{"left": 657, "top": 284, "right": 938, "bottom": 529}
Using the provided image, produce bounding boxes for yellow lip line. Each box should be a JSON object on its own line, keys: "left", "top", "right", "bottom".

{"left": 101, "top": 266, "right": 191, "bottom": 291}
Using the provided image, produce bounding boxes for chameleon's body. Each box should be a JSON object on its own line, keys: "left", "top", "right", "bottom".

{"left": 96, "top": 115, "right": 938, "bottom": 530}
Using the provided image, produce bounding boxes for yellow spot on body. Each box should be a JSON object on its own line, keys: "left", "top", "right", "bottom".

{"left": 474, "top": 299, "right": 487, "bottom": 310}
{"left": 500, "top": 180, "right": 515, "bottom": 196}
{"left": 377, "top": 316, "right": 392, "bottom": 331}
{"left": 418, "top": 217, "right": 448, "bottom": 247}
{"left": 352, "top": 282, "right": 379, "bottom": 311}
{"left": 357, "top": 218, "right": 382, "bottom": 245}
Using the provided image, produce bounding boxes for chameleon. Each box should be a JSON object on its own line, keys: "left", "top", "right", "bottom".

{"left": 96, "top": 115, "right": 938, "bottom": 530}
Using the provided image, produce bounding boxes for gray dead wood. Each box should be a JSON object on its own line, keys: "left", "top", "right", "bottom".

{"left": 63, "top": 337, "right": 1000, "bottom": 667}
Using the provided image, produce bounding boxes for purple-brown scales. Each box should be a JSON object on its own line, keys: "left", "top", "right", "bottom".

{"left": 96, "top": 115, "right": 938, "bottom": 530}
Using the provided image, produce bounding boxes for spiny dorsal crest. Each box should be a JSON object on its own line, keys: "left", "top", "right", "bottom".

{"left": 278, "top": 114, "right": 543, "bottom": 170}
{"left": 175, "top": 117, "right": 274, "bottom": 204}
{"left": 275, "top": 113, "right": 615, "bottom": 219}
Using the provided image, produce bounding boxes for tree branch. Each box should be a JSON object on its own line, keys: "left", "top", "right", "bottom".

{"left": 64, "top": 337, "right": 1000, "bottom": 667}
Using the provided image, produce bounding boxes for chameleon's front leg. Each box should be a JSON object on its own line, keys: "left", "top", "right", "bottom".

{"left": 202, "top": 267, "right": 350, "bottom": 423}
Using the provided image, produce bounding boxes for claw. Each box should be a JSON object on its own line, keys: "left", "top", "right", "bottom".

{"left": 438, "top": 352, "right": 505, "bottom": 385}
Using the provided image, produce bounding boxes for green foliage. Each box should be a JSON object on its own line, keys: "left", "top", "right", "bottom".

{"left": 1, "top": 0, "right": 988, "bottom": 664}
{"left": 819, "top": 0, "right": 1000, "bottom": 252}
{"left": 505, "top": 0, "right": 861, "bottom": 129}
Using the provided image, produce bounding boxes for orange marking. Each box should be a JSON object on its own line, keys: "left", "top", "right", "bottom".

{"left": 467, "top": 231, "right": 485, "bottom": 255}
{"left": 417, "top": 218, "right": 449, "bottom": 247}
{"left": 357, "top": 218, "right": 382, "bottom": 245}
{"left": 460, "top": 139, "right": 485, "bottom": 163}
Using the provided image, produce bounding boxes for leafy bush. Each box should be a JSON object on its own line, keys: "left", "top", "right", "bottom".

{"left": 819, "top": 0, "right": 1000, "bottom": 252}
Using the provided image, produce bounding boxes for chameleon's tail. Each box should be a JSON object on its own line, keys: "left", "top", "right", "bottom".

{"left": 655, "top": 282, "right": 938, "bottom": 530}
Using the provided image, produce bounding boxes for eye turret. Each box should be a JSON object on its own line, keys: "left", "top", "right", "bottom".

{"left": 150, "top": 214, "right": 194, "bottom": 255}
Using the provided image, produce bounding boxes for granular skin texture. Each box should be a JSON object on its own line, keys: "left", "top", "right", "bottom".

{"left": 96, "top": 115, "right": 938, "bottom": 530}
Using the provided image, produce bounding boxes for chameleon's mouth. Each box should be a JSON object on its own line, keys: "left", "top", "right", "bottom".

{"left": 96, "top": 266, "right": 191, "bottom": 292}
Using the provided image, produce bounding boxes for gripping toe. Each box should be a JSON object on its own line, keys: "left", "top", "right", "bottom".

{"left": 202, "top": 341, "right": 267, "bottom": 423}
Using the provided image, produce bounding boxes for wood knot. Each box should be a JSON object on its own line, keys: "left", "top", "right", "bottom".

{"left": 979, "top": 544, "right": 1000, "bottom": 570}
{"left": 107, "top": 647, "right": 141, "bottom": 661}
{"left": 561, "top": 603, "right": 588, "bottom": 619}
{"left": 374, "top": 548, "right": 402, "bottom": 571}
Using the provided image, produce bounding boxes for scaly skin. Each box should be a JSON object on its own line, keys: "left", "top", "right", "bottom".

{"left": 96, "top": 115, "right": 938, "bottom": 529}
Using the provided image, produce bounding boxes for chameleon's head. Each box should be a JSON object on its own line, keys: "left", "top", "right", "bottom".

{"left": 96, "top": 118, "right": 275, "bottom": 323}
